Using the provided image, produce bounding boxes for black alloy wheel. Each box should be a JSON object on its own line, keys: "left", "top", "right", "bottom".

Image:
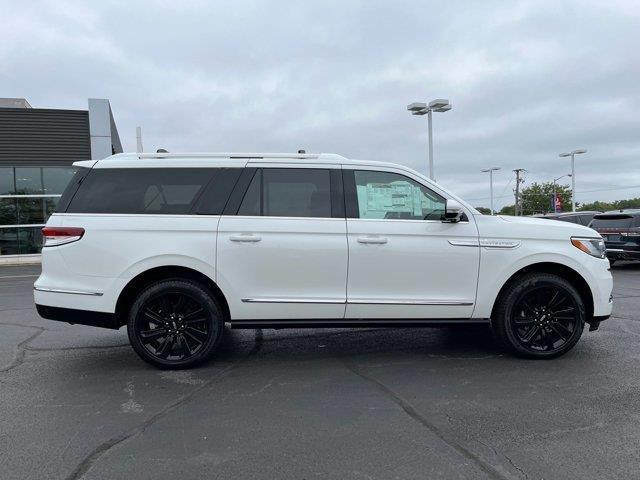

{"left": 493, "top": 272, "right": 585, "bottom": 358}
{"left": 127, "top": 279, "right": 224, "bottom": 369}
{"left": 511, "top": 285, "right": 580, "bottom": 353}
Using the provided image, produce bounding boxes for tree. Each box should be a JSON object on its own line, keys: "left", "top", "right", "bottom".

{"left": 499, "top": 204, "right": 516, "bottom": 216}
{"left": 579, "top": 198, "right": 640, "bottom": 212}
{"left": 520, "top": 182, "right": 572, "bottom": 216}
{"left": 475, "top": 206, "right": 492, "bottom": 215}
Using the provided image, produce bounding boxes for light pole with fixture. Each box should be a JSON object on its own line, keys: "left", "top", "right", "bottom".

{"left": 558, "top": 149, "right": 587, "bottom": 212}
{"left": 481, "top": 167, "right": 501, "bottom": 215}
{"left": 552, "top": 174, "right": 572, "bottom": 213}
{"left": 407, "top": 99, "right": 452, "bottom": 181}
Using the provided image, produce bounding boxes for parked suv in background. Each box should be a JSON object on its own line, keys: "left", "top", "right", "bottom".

{"left": 589, "top": 210, "right": 640, "bottom": 265}
{"left": 35, "top": 153, "right": 613, "bottom": 368}
{"left": 534, "top": 211, "right": 601, "bottom": 226}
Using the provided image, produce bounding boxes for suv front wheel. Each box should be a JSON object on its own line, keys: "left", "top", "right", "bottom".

{"left": 127, "top": 279, "right": 224, "bottom": 369}
{"left": 492, "top": 272, "right": 585, "bottom": 358}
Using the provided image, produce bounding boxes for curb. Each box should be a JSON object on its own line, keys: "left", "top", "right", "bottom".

{"left": 0, "top": 254, "right": 41, "bottom": 266}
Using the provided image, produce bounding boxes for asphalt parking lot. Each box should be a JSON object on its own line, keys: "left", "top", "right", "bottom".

{"left": 1, "top": 265, "right": 640, "bottom": 480}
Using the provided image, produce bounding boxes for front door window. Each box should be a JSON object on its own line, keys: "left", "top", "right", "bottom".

{"left": 352, "top": 170, "right": 445, "bottom": 221}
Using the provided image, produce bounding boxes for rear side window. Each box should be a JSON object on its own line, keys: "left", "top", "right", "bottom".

{"left": 590, "top": 215, "right": 634, "bottom": 229}
{"left": 55, "top": 167, "right": 90, "bottom": 213}
{"left": 578, "top": 214, "right": 595, "bottom": 226}
{"left": 66, "top": 168, "right": 214, "bottom": 214}
{"left": 195, "top": 168, "right": 243, "bottom": 215}
{"left": 237, "top": 168, "right": 332, "bottom": 218}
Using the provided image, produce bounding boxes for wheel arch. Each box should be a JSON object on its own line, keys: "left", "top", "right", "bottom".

{"left": 114, "top": 265, "right": 230, "bottom": 327}
{"left": 490, "top": 262, "right": 594, "bottom": 322}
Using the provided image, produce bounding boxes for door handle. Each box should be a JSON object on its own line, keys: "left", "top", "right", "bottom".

{"left": 357, "top": 236, "right": 388, "bottom": 244}
{"left": 230, "top": 234, "right": 262, "bottom": 242}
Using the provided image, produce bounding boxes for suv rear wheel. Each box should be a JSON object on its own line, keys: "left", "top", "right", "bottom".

{"left": 127, "top": 279, "right": 224, "bottom": 369}
{"left": 492, "top": 272, "right": 585, "bottom": 358}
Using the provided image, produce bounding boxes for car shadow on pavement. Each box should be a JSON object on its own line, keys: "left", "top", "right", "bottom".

{"left": 611, "top": 261, "right": 640, "bottom": 270}
{"left": 35, "top": 324, "right": 505, "bottom": 374}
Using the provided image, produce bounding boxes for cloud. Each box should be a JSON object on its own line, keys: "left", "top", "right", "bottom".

{"left": 1, "top": 0, "right": 639, "bottom": 208}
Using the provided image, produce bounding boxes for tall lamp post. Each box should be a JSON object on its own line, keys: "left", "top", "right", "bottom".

{"left": 558, "top": 149, "right": 587, "bottom": 212}
{"left": 481, "top": 167, "right": 501, "bottom": 215}
{"left": 407, "top": 99, "right": 452, "bottom": 181}
{"left": 552, "top": 174, "right": 572, "bottom": 213}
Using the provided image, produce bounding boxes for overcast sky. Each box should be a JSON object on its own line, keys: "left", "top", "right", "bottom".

{"left": 2, "top": 0, "right": 639, "bottom": 209}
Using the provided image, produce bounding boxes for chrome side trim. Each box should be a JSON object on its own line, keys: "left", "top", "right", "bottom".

{"left": 242, "top": 298, "right": 473, "bottom": 306}
{"left": 242, "top": 298, "right": 345, "bottom": 304}
{"left": 348, "top": 299, "right": 474, "bottom": 306}
{"left": 479, "top": 239, "right": 521, "bottom": 249}
{"left": 34, "top": 286, "right": 104, "bottom": 296}
{"left": 448, "top": 239, "right": 480, "bottom": 247}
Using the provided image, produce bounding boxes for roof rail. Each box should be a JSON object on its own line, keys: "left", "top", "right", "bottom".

{"left": 135, "top": 152, "right": 347, "bottom": 161}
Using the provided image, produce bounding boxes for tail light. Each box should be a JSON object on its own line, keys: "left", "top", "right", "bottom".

{"left": 42, "top": 227, "right": 85, "bottom": 247}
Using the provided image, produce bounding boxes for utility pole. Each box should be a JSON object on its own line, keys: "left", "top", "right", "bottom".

{"left": 513, "top": 169, "right": 526, "bottom": 216}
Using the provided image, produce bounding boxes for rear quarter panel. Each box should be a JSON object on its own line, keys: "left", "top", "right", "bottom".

{"left": 35, "top": 213, "right": 219, "bottom": 313}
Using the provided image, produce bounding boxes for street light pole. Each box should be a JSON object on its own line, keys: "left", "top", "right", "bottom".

{"left": 427, "top": 109, "right": 434, "bottom": 180}
{"left": 481, "top": 167, "right": 501, "bottom": 215}
{"left": 559, "top": 149, "right": 587, "bottom": 212}
{"left": 407, "top": 99, "right": 452, "bottom": 181}
{"left": 552, "top": 174, "right": 571, "bottom": 213}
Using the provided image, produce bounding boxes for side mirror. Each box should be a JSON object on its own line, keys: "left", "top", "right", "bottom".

{"left": 442, "top": 199, "right": 463, "bottom": 223}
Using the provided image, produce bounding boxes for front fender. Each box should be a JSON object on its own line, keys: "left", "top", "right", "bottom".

{"left": 473, "top": 248, "right": 602, "bottom": 319}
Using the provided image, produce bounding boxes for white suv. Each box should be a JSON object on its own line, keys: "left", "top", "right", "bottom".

{"left": 35, "top": 152, "right": 613, "bottom": 368}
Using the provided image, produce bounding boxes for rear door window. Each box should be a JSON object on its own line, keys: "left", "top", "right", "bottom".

{"left": 66, "top": 168, "right": 214, "bottom": 214}
{"left": 237, "top": 168, "right": 333, "bottom": 218}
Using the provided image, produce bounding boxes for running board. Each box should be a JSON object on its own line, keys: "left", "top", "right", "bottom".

{"left": 229, "top": 318, "right": 491, "bottom": 329}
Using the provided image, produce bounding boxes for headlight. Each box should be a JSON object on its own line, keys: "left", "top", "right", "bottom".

{"left": 571, "top": 237, "right": 606, "bottom": 259}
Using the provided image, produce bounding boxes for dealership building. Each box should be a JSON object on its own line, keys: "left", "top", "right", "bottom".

{"left": 0, "top": 98, "right": 121, "bottom": 262}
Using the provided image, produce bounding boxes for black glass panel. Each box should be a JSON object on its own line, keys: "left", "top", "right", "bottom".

{"left": 0, "top": 199, "right": 18, "bottom": 226}
{"left": 17, "top": 198, "right": 45, "bottom": 224}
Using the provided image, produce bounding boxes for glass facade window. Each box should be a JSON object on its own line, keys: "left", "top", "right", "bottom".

{"left": 15, "top": 167, "right": 44, "bottom": 194}
{"left": 0, "top": 168, "right": 14, "bottom": 195}
{"left": 43, "top": 167, "right": 77, "bottom": 195}
{"left": 0, "top": 227, "right": 43, "bottom": 255}
{"left": 0, "top": 166, "right": 76, "bottom": 256}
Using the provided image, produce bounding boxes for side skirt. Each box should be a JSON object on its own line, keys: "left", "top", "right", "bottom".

{"left": 229, "top": 318, "right": 491, "bottom": 329}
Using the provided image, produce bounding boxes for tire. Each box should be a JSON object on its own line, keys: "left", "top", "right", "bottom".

{"left": 127, "top": 279, "right": 225, "bottom": 369}
{"left": 492, "top": 272, "right": 585, "bottom": 359}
